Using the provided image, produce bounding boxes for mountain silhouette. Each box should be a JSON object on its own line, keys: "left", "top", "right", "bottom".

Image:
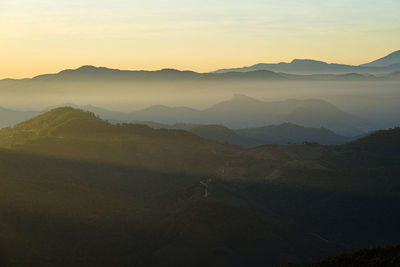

{"left": 126, "top": 95, "right": 371, "bottom": 136}
{"left": 237, "top": 123, "right": 350, "bottom": 145}
{"left": 0, "top": 107, "right": 237, "bottom": 175}
{"left": 361, "top": 50, "right": 400, "bottom": 67}
{"left": 214, "top": 51, "right": 400, "bottom": 74}
{"left": 28, "top": 66, "right": 283, "bottom": 82}
{"left": 130, "top": 121, "right": 351, "bottom": 147}
{"left": 0, "top": 108, "right": 399, "bottom": 266}
{"left": 0, "top": 96, "right": 372, "bottom": 138}
{"left": 346, "top": 126, "right": 400, "bottom": 155}
{"left": 2, "top": 64, "right": 399, "bottom": 83}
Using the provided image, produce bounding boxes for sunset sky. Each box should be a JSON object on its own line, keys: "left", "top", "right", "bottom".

{"left": 0, "top": 0, "right": 399, "bottom": 78}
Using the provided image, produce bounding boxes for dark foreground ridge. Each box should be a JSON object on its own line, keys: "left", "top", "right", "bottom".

{"left": 0, "top": 107, "right": 399, "bottom": 266}
{"left": 279, "top": 245, "right": 400, "bottom": 267}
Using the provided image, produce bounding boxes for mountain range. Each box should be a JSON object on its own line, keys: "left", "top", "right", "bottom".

{"left": 138, "top": 122, "right": 350, "bottom": 147}
{"left": 0, "top": 51, "right": 399, "bottom": 266}
{"left": 127, "top": 94, "right": 372, "bottom": 136}
{"left": 0, "top": 104, "right": 352, "bottom": 147}
{"left": 1, "top": 50, "right": 400, "bottom": 84}
{"left": 2, "top": 65, "right": 394, "bottom": 83}
{"left": 0, "top": 94, "right": 374, "bottom": 138}
{"left": 0, "top": 107, "right": 399, "bottom": 266}
{"left": 214, "top": 50, "right": 400, "bottom": 74}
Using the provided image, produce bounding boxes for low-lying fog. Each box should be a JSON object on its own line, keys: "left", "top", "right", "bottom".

{"left": 1, "top": 80, "right": 399, "bottom": 113}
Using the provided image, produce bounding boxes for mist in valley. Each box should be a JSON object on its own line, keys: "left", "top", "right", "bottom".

{"left": 1, "top": 75, "right": 399, "bottom": 136}
{"left": 1, "top": 0, "right": 400, "bottom": 266}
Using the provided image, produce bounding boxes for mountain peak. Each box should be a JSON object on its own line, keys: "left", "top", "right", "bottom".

{"left": 77, "top": 65, "right": 98, "bottom": 71}
{"left": 11, "top": 107, "right": 106, "bottom": 137}
{"left": 74, "top": 65, "right": 118, "bottom": 72}
{"left": 290, "top": 59, "right": 328, "bottom": 65}
{"left": 361, "top": 50, "right": 400, "bottom": 67}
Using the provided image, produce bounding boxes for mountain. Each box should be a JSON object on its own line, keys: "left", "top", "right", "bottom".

{"left": 0, "top": 107, "right": 237, "bottom": 175}
{"left": 2, "top": 65, "right": 398, "bottom": 84}
{"left": 141, "top": 121, "right": 350, "bottom": 147}
{"left": 44, "top": 103, "right": 129, "bottom": 122}
{"left": 189, "top": 125, "right": 258, "bottom": 148}
{"left": 214, "top": 59, "right": 360, "bottom": 74}
{"left": 214, "top": 51, "right": 400, "bottom": 74}
{"left": 0, "top": 107, "right": 38, "bottom": 129}
{"left": 345, "top": 127, "right": 400, "bottom": 155}
{"left": 128, "top": 94, "right": 371, "bottom": 136}
{"left": 28, "top": 65, "right": 284, "bottom": 82}
{"left": 237, "top": 123, "right": 350, "bottom": 145}
{"left": 361, "top": 50, "right": 400, "bottom": 67}
{"left": 32, "top": 65, "right": 199, "bottom": 82}
{"left": 0, "top": 108, "right": 399, "bottom": 266}
{"left": 39, "top": 96, "right": 372, "bottom": 139}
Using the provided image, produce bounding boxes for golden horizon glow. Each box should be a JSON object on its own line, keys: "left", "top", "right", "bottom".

{"left": 1, "top": 0, "right": 399, "bottom": 79}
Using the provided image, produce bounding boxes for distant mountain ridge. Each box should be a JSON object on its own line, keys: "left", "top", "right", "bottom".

{"left": 147, "top": 122, "right": 350, "bottom": 147}
{"left": 25, "top": 65, "right": 384, "bottom": 82}
{"left": 237, "top": 123, "right": 350, "bottom": 145}
{"left": 361, "top": 50, "right": 400, "bottom": 67}
{"left": 126, "top": 94, "right": 371, "bottom": 136}
{"left": 0, "top": 95, "right": 370, "bottom": 136}
{"left": 215, "top": 50, "right": 400, "bottom": 74}
{"left": 1, "top": 62, "right": 400, "bottom": 84}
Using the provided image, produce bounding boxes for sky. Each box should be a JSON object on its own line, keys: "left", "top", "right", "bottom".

{"left": 0, "top": 0, "right": 399, "bottom": 78}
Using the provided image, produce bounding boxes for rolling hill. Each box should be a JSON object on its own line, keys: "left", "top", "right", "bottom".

{"left": 0, "top": 108, "right": 399, "bottom": 266}
{"left": 0, "top": 107, "right": 237, "bottom": 176}
{"left": 189, "top": 124, "right": 258, "bottom": 148}
{"left": 128, "top": 94, "right": 371, "bottom": 136}
{"left": 140, "top": 122, "right": 350, "bottom": 147}
{"left": 43, "top": 95, "right": 369, "bottom": 137}
{"left": 1, "top": 63, "right": 399, "bottom": 85}
{"left": 237, "top": 123, "right": 350, "bottom": 145}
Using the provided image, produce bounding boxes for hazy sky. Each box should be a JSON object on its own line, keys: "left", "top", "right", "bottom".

{"left": 0, "top": 0, "right": 399, "bottom": 78}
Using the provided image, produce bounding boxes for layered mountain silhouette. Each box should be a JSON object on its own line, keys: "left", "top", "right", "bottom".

{"left": 0, "top": 108, "right": 399, "bottom": 266}
{"left": 215, "top": 50, "right": 400, "bottom": 74}
{"left": 128, "top": 94, "right": 371, "bottom": 136}
{"left": 237, "top": 123, "right": 350, "bottom": 145}
{"left": 1, "top": 62, "right": 400, "bottom": 84}
{"left": 0, "top": 107, "right": 237, "bottom": 175}
{"left": 0, "top": 95, "right": 370, "bottom": 138}
{"left": 61, "top": 94, "right": 368, "bottom": 136}
{"left": 139, "top": 122, "right": 349, "bottom": 147}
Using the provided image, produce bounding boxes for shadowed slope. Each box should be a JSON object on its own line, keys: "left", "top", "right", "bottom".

{"left": 0, "top": 107, "right": 238, "bottom": 176}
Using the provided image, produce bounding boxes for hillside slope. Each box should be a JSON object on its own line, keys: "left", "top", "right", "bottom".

{"left": 0, "top": 109, "right": 399, "bottom": 266}
{"left": 237, "top": 123, "right": 350, "bottom": 145}
{"left": 361, "top": 50, "right": 400, "bottom": 67}
{"left": 0, "top": 107, "right": 237, "bottom": 175}
{"left": 128, "top": 95, "right": 370, "bottom": 136}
